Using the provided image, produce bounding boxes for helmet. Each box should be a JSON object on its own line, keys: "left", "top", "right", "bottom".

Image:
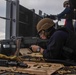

{"left": 36, "top": 18, "right": 54, "bottom": 33}
{"left": 63, "top": 0, "right": 69, "bottom": 7}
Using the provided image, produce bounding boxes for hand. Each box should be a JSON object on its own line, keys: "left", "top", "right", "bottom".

{"left": 31, "top": 45, "right": 40, "bottom": 52}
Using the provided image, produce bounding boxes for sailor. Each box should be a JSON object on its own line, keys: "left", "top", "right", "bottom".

{"left": 31, "top": 18, "right": 69, "bottom": 60}
{"left": 57, "top": 0, "right": 74, "bottom": 31}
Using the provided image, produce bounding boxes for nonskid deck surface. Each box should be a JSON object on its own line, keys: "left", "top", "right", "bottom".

{"left": 0, "top": 61, "right": 63, "bottom": 75}
{"left": 0, "top": 48, "right": 76, "bottom": 75}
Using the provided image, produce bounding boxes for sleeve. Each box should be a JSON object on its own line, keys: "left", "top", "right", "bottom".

{"left": 57, "top": 7, "right": 71, "bottom": 19}
{"left": 43, "top": 31, "right": 68, "bottom": 59}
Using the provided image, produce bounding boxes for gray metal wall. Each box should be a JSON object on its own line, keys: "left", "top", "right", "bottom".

{"left": 6, "top": 0, "right": 42, "bottom": 39}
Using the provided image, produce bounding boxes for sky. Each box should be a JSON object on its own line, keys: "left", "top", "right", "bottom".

{"left": 20, "top": 0, "right": 65, "bottom": 15}
{"left": 0, "top": 0, "right": 65, "bottom": 39}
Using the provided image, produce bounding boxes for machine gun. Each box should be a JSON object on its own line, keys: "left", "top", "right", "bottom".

{"left": 0, "top": 59, "right": 28, "bottom": 68}
{"left": 0, "top": 37, "right": 47, "bottom": 56}
{"left": 21, "top": 37, "right": 48, "bottom": 49}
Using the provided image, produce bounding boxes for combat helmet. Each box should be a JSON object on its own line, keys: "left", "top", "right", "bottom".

{"left": 36, "top": 18, "right": 55, "bottom": 33}
{"left": 63, "top": 0, "right": 69, "bottom": 7}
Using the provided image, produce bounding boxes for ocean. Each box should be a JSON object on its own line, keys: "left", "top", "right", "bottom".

{"left": 0, "top": 1, "right": 6, "bottom": 40}
{"left": 0, "top": 18, "right": 5, "bottom": 40}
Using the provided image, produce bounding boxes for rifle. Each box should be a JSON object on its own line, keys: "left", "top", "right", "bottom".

{"left": 0, "top": 59, "right": 28, "bottom": 68}
{"left": 21, "top": 37, "right": 48, "bottom": 49}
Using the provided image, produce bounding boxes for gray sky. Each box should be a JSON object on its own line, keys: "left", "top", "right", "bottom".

{"left": 0, "top": 0, "right": 65, "bottom": 39}
{"left": 0, "top": 0, "right": 65, "bottom": 16}
{"left": 20, "top": 0, "right": 65, "bottom": 15}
